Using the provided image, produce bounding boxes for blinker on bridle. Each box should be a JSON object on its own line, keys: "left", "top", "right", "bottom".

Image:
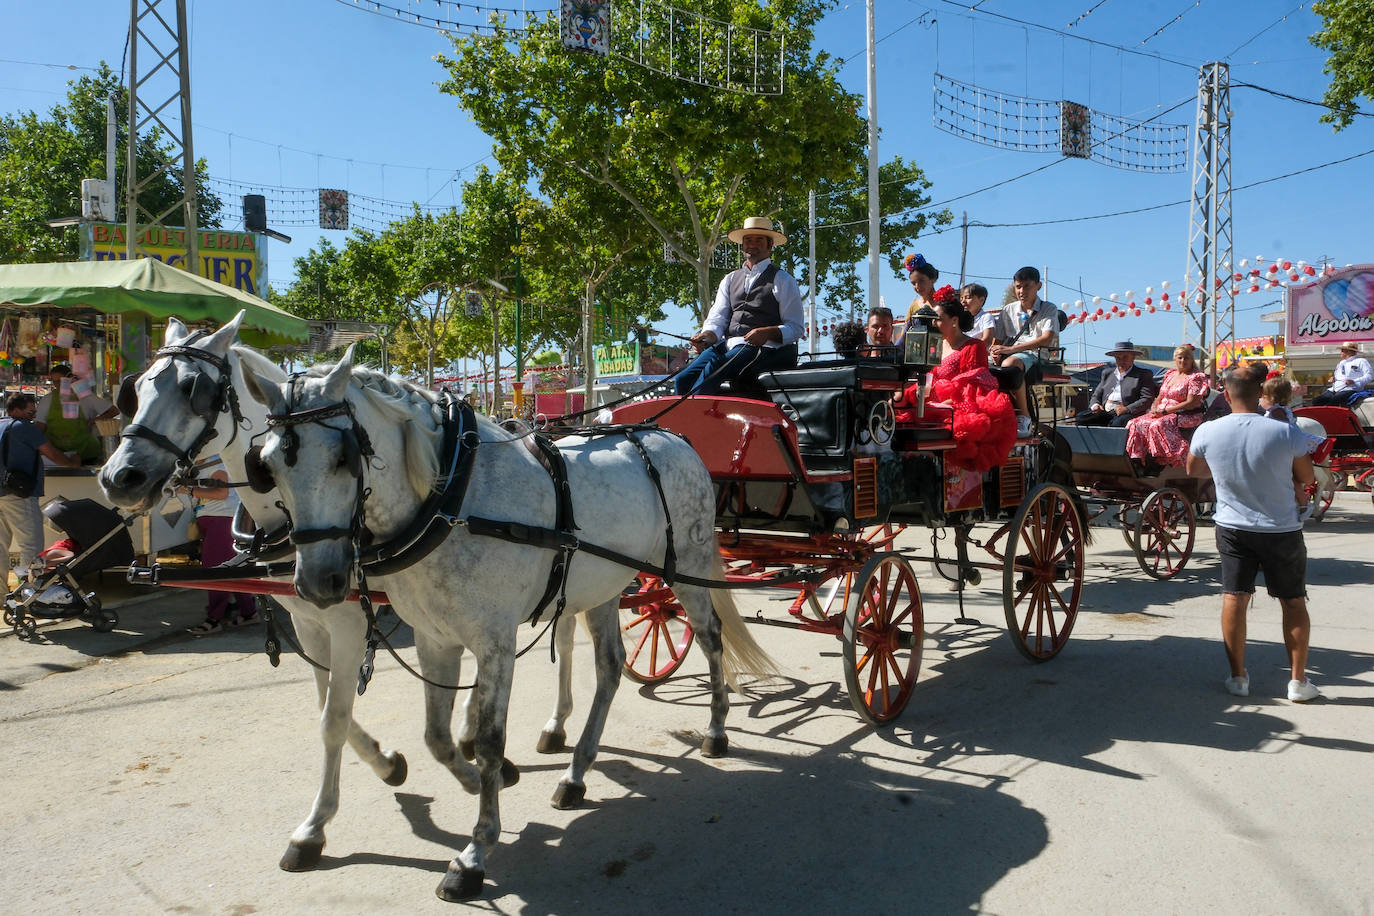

{"left": 118, "top": 337, "right": 245, "bottom": 474}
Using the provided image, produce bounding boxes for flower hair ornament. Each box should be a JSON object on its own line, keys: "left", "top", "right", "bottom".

{"left": 932, "top": 284, "right": 959, "bottom": 306}
{"left": 903, "top": 252, "right": 929, "bottom": 275}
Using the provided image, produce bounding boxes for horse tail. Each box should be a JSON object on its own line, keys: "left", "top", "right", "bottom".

{"left": 707, "top": 549, "right": 779, "bottom": 692}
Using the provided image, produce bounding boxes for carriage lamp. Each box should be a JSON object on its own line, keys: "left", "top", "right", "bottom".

{"left": 903, "top": 304, "right": 942, "bottom": 371}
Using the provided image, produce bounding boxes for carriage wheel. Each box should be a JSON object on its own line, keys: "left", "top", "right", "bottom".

{"left": 842, "top": 553, "right": 923, "bottom": 725}
{"left": 1003, "top": 483, "right": 1084, "bottom": 662}
{"left": 14, "top": 616, "right": 36, "bottom": 640}
{"left": 1134, "top": 488, "right": 1195, "bottom": 579}
{"left": 3, "top": 606, "right": 15, "bottom": 627}
{"left": 1118, "top": 503, "right": 1141, "bottom": 551}
{"left": 620, "top": 574, "right": 695, "bottom": 683}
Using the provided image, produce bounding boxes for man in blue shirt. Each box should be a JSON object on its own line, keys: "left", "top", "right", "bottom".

{"left": 675, "top": 216, "right": 804, "bottom": 395}
{"left": 1187, "top": 367, "right": 1320, "bottom": 702}
{"left": 1, "top": 393, "right": 81, "bottom": 584}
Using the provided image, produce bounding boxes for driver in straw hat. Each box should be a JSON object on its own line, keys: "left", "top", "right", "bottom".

{"left": 675, "top": 216, "right": 804, "bottom": 395}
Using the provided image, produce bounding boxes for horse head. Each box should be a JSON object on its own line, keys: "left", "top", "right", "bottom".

{"left": 99, "top": 310, "right": 250, "bottom": 513}
{"left": 243, "top": 346, "right": 371, "bottom": 607}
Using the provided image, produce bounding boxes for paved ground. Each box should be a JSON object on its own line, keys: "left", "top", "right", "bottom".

{"left": 1, "top": 494, "right": 1371, "bottom": 915}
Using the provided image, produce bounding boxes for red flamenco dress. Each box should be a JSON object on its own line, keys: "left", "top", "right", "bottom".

{"left": 896, "top": 340, "right": 1018, "bottom": 472}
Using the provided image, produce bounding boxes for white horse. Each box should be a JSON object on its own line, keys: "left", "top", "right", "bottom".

{"left": 241, "top": 347, "right": 773, "bottom": 901}
{"left": 97, "top": 313, "right": 503, "bottom": 875}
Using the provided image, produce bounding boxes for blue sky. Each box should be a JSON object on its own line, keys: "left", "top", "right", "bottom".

{"left": 3, "top": 0, "right": 1371, "bottom": 364}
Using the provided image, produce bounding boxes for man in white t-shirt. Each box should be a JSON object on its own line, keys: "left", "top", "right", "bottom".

{"left": 1187, "top": 366, "right": 1320, "bottom": 703}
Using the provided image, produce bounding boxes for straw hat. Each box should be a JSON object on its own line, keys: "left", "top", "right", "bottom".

{"left": 727, "top": 216, "right": 787, "bottom": 246}
{"left": 1339, "top": 341, "right": 1359, "bottom": 354}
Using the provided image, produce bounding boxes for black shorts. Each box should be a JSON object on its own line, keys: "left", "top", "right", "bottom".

{"left": 1215, "top": 525, "right": 1307, "bottom": 599}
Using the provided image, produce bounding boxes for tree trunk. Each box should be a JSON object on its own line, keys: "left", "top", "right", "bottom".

{"left": 490, "top": 302, "right": 502, "bottom": 415}
{"left": 582, "top": 278, "right": 595, "bottom": 411}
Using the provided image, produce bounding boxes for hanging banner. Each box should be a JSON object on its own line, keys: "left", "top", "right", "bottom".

{"left": 319, "top": 189, "right": 349, "bottom": 230}
{"left": 1060, "top": 101, "right": 1091, "bottom": 158}
{"left": 1286, "top": 263, "right": 1374, "bottom": 347}
{"left": 561, "top": 0, "right": 610, "bottom": 56}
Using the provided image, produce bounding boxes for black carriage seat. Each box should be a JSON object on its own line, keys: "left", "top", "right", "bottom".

{"left": 757, "top": 359, "right": 904, "bottom": 470}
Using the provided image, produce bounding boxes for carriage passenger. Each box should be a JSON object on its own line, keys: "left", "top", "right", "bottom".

{"left": 1125, "top": 344, "right": 1210, "bottom": 467}
{"left": 960, "top": 283, "right": 997, "bottom": 347}
{"left": 990, "top": 266, "right": 1057, "bottom": 438}
{"left": 899, "top": 253, "right": 938, "bottom": 339}
{"left": 892, "top": 286, "right": 1017, "bottom": 472}
{"left": 1261, "top": 376, "right": 1298, "bottom": 425}
{"left": 861, "top": 306, "right": 895, "bottom": 358}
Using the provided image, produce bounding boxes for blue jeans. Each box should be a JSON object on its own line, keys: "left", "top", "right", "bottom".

{"left": 674, "top": 342, "right": 799, "bottom": 395}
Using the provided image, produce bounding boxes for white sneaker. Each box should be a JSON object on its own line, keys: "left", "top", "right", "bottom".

{"left": 1287, "top": 679, "right": 1321, "bottom": 702}
{"left": 1016, "top": 415, "right": 1034, "bottom": 437}
{"left": 1224, "top": 672, "right": 1249, "bottom": 697}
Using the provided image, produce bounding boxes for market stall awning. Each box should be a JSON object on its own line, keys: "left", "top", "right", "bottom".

{"left": 0, "top": 258, "right": 309, "bottom": 345}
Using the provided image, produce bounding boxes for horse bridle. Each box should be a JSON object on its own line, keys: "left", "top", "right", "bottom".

{"left": 117, "top": 334, "right": 246, "bottom": 481}
{"left": 246, "top": 392, "right": 375, "bottom": 547}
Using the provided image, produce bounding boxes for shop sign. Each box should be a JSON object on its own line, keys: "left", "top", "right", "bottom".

{"left": 79, "top": 223, "right": 268, "bottom": 297}
{"left": 1286, "top": 264, "right": 1374, "bottom": 347}
{"left": 594, "top": 342, "right": 640, "bottom": 377}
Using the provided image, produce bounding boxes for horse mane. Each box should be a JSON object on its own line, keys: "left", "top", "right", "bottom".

{"left": 299, "top": 361, "right": 469, "bottom": 500}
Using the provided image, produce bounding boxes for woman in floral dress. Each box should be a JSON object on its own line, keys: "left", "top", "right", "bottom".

{"left": 1125, "top": 345, "right": 1209, "bottom": 466}
{"left": 894, "top": 285, "right": 1017, "bottom": 472}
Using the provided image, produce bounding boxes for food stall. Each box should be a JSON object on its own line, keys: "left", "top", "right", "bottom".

{"left": 1284, "top": 263, "right": 1374, "bottom": 387}
{"left": 0, "top": 257, "right": 309, "bottom": 564}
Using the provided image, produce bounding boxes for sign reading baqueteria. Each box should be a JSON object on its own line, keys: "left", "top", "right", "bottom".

{"left": 80, "top": 223, "right": 268, "bottom": 297}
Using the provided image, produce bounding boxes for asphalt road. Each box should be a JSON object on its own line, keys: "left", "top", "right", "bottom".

{"left": 2, "top": 493, "right": 1371, "bottom": 915}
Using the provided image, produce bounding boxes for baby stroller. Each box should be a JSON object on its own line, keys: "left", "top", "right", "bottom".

{"left": 4, "top": 498, "right": 135, "bottom": 640}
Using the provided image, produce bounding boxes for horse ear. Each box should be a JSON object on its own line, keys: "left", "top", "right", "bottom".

{"left": 202, "top": 310, "right": 246, "bottom": 354}
{"left": 243, "top": 365, "right": 288, "bottom": 415}
{"left": 323, "top": 344, "right": 356, "bottom": 402}
{"left": 165, "top": 316, "right": 189, "bottom": 344}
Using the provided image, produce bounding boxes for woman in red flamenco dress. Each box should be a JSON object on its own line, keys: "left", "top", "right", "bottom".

{"left": 894, "top": 286, "right": 1018, "bottom": 472}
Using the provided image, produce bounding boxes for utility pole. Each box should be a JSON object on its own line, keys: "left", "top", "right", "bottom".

{"left": 1183, "top": 62, "right": 1234, "bottom": 380}
{"left": 864, "top": 0, "right": 880, "bottom": 317}
{"left": 808, "top": 189, "right": 817, "bottom": 356}
{"left": 958, "top": 210, "right": 968, "bottom": 288}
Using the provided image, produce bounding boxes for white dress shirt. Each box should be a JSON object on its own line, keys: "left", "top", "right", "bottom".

{"left": 1330, "top": 354, "right": 1374, "bottom": 391}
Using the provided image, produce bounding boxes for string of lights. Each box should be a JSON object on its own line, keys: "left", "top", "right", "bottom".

{"left": 330, "top": 0, "right": 551, "bottom": 35}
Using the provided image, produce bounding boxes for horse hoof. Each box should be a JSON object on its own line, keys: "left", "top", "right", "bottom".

{"left": 550, "top": 782, "right": 586, "bottom": 810}
{"left": 458, "top": 739, "right": 475, "bottom": 761}
{"left": 535, "top": 730, "right": 567, "bottom": 754}
{"left": 701, "top": 734, "right": 729, "bottom": 758}
{"left": 383, "top": 751, "right": 408, "bottom": 786}
{"left": 279, "top": 839, "right": 325, "bottom": 872}
{"left": 501, "top": 757, "right": 520, "bottom": 787}
{"left": 436, "top": 866, "right": 485, "bottom": 901}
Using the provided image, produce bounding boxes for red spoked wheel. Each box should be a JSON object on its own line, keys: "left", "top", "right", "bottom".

{"left": 1134, "top": 487, "right": 1195, "bottom": 579}
{"left": 1309, "top": 470, "right": 1341, "bottom": 521}
{"left": 620, "top": 574, "right": 695, "bottom": 683}
{"left": 842, "top": 553, "right": 923, "bottom": 725}
{"left": 1003, "top": 483, "right": 1085, "bottom": 662}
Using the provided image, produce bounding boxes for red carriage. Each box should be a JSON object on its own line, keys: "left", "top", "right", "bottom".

{"left": 609, "top": 357, "right": 1087, "bottom": 724}
{"left": 1293, "top": 402, "right": 1374, "bottom": 517}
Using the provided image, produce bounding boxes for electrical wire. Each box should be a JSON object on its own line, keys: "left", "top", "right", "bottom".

{"left": 1233, "top": 80, "right": 1374, "bottom": 120}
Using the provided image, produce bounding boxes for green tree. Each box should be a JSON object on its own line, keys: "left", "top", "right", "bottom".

{"left": 0, "top": 64, "right": 221, "bottom": 263}
{"left": 437, "top": 0, "right": 868, "bottom": 320}
{"left": 1310, "top": 0, "right": 1374, "bottom": 130}
{"left": 773, "top": 155, "right": 950, "bottom": 320}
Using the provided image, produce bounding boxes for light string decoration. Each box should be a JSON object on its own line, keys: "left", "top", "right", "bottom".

{"left": 1056, "top": 256, "right": 1337, "bottom": 328}
{"left": 333, "top": 0, "right": 785, "bottom": 96}
{"left": 333, "top": 0, "right": 550, "bottom": 37}
{"left": 208, "top": 177, "right": 457, "bottom": 233}
{"left": 932, "top": 72, "right": 1189, "bottom": 173}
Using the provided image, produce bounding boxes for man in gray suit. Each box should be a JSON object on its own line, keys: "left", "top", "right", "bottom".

{"left": 1074, "top": 341, "right": 1159, "bottom": 427}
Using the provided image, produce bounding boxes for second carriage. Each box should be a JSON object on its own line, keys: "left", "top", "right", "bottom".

{"left": 610, "top": 355, "right": 1088, "bottom": 724}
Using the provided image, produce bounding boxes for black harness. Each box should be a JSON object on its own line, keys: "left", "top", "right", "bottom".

{"left": 117, "top": 334, "right": 248, "bottom": 482}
